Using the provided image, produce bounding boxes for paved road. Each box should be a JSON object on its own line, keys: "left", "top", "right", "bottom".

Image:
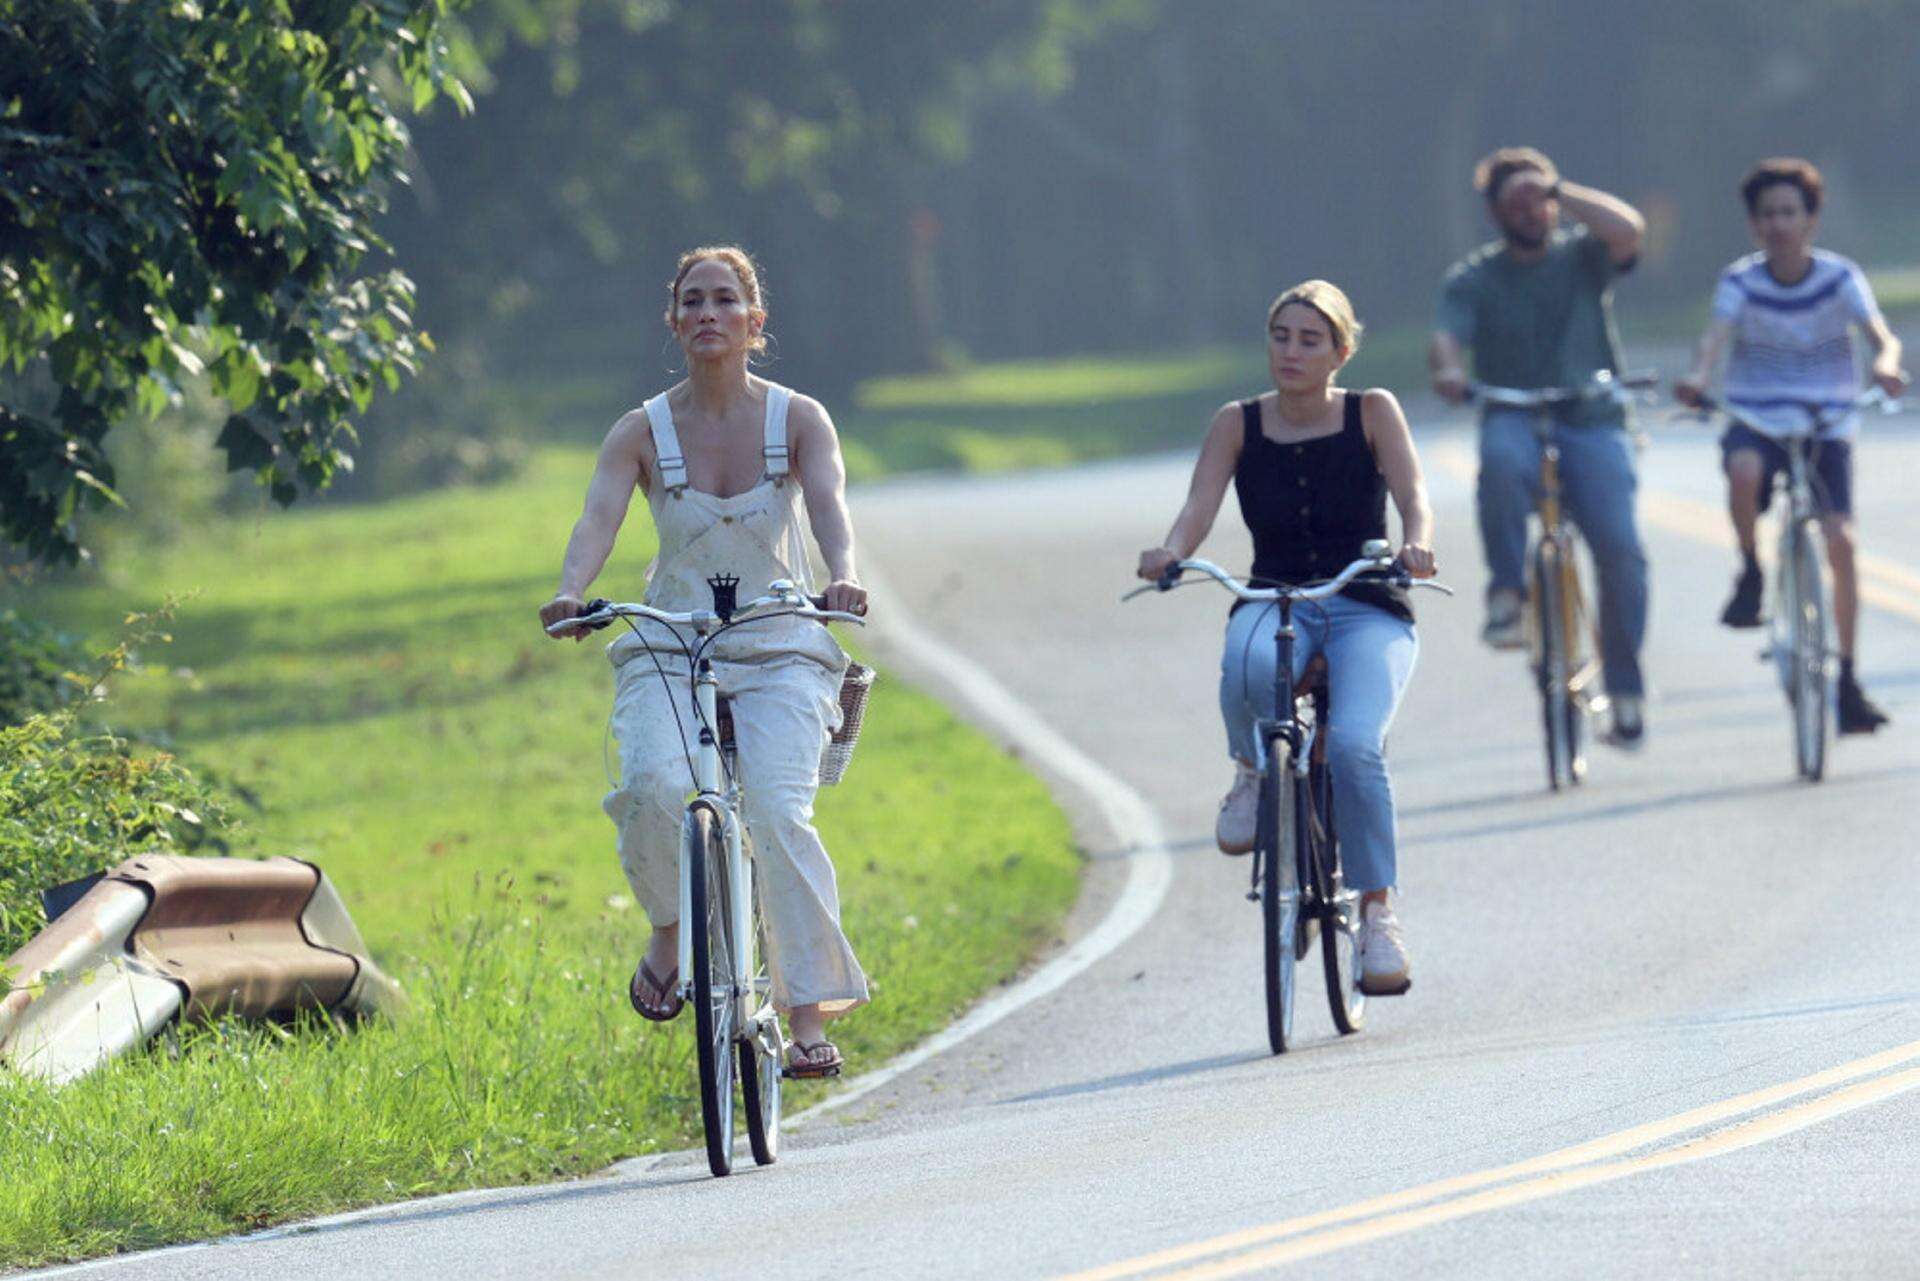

{"left": 47, "top": 410, "right": 1920, "bottom": 1280}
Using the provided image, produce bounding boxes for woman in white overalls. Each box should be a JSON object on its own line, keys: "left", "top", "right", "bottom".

{"left": 539, "top": 246, "right": 868, "bottom": 1077}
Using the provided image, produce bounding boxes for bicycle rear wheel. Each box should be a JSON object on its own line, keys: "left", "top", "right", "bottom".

{"left": 739, "top": 1035, "right": 779, "bottom": 1166}
{"left": 1532, "top": 540, "right": 1575, "bottom": 791}
{"left": 1310, "top": 760, "right": 1365, "bottom": 1034}
{"left": 1785, "top": 521, "right": 1829, "bottom": 781}
{"left": 687, "top": 806, "right": 737, "bottom": 1177}
{"left": 739, "top": 886, "right": 780, "bottom": 1166}
{"left": 1259, "top": 745, "right": 1301, "bottom": 1055}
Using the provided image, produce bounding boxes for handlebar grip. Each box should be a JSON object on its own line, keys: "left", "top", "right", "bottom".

{"left": 1156, "top": 566, "right": 1184, "bottom": 592}
{"left": 809, "top": 594, "right": 869, "bottom": 616}
{"left": 576, "top": 598, "right": 612, "bottom": 631}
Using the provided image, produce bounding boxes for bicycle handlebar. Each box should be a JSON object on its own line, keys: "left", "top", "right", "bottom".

{"left": 546, "top": 587, "right": 867, "bottom": 637}
{"left": 1682, "top": 387, "right": 1905, "bottom": 437}
{"left": 1465, "top": 370, "right": 1659, "bottom": 411}
{"left": 1122, "top": 553, "right": 1454, "bottom": 604}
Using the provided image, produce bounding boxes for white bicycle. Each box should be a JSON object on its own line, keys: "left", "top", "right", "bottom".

{"left": 548, "top": 576, "right": 865, "bottom": 1177}
{"left": 1686, "top": 388, "right": 1904, "bottom": 781}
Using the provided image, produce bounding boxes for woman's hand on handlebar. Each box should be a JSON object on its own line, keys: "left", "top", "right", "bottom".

{"left": 1137, "top": 546, "right": 1179, "bottom": 581}
{"left": 539, "top": 594, "right": 593, "bottom": 641}
{"left": 821, "top": 579, "right": 869, "bottom": 617}
{"left": 1396, "top": 543, "right": 1437, "bottom": 579}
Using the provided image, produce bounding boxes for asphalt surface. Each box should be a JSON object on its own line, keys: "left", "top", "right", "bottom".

{"left": 42, "top": 406, "right": 1920, "bottom": 1280}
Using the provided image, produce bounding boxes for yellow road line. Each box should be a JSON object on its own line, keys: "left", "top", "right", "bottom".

{"left": 1640, "top": 490, "right": 1920, "bottom": 625}
{"left": 1055, "top": 1038, "right": 1920, "bottom": 1281}
{"left": 1426, "top": 440, "right": 1920, "bottom": 624}
{"left": 1161, "top": 1064, "right": 1920, "bottom": 1279}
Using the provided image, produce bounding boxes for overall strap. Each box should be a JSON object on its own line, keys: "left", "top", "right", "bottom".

{"left": 1240, "top": 398, "right": 1262, "bottom": 447}
{"left": 762, "top": 383, "right": 793, "bottom": 484}
{"left": 643, "top": 394, "right": 688, "bottom": 496}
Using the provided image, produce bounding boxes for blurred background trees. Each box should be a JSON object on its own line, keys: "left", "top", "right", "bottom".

{"left": 7, "top": 0, "right": 1920, "bottom": 545}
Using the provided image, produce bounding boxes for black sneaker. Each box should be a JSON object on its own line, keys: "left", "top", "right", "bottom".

{"left": 1720, "top": 564, "right": 1763, "bottom": 628}
{"left": 1837, "top": 677, "right": 1890, "bottom": 735}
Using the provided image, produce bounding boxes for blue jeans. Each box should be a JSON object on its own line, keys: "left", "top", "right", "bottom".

{"left": 1219, "top": 595, "right": 1418, "bottom": 893}
{"left": 1478, "top": 410, "right": 1648, "bottom": 698}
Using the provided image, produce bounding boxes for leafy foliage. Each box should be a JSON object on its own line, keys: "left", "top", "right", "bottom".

{"left": 0, "top": 0, "right": 472, "bottom": 564}
{"left": 0, "top": 613, "right": 235, "bottom": 957}
{"left": 0, "top": 607, "right": 87, "bottom": 726}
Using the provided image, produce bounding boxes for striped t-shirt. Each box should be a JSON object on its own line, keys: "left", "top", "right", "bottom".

{"left": 1711, "top": 249, "right": 1883, "bottom": 439}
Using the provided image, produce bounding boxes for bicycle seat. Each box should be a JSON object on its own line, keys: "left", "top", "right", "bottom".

{"left": 1292, "top": 654, "right": 1329, "bottom": 698}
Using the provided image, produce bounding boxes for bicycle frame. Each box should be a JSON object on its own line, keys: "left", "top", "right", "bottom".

{"left": 548, "top": 581, "right": 864, "bottom": 1053}
{"left": 1526, "top": 413, "right": 1606, "bottom": 714}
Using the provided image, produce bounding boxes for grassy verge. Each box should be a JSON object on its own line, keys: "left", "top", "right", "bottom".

{"left": 836, "top": 333, "right": 1433, "bottom": 482}
{"left": 0, "top": 448, "right": 1078, "bottom": 1269}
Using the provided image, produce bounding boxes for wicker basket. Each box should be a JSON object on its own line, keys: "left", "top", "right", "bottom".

{"left": 819, "top": 662, "right": 877, "bottom": 786}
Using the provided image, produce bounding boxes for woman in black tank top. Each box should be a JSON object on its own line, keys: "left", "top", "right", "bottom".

{"left": 1135, "top": 280, "right": 1437, "bottom": 996}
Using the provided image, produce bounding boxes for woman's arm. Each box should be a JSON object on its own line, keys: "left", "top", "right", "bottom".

{"left": 1137, "top": 403, "right": 1243, "bottom": 579}
{"left": 790, "top": 395, "right": 869, "bottom": 615}
{"left": 538, "top": 412, "right": 647, "bottom": 637}
{"left": 1360, "top": 389, "right": 1437, "bottom": 578}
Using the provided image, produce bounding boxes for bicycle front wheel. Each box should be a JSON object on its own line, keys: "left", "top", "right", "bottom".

{"left": 1786, "top": 521, "right": 1829, "bottom": 781}
{"left": 1533, "top": 540, "right": 1575, "bottom": 792}
{"left": 1259, "top": 747, "right": 1301, "bottom": 1055}
{"left": 687, "top": 806, "right": 737, "bottom": 1177}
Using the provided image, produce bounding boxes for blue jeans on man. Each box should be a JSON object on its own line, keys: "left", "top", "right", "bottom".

{"left": 1476, "top": 409, "right": 1647, "bottom": 699}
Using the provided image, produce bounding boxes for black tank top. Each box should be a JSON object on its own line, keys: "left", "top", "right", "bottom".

{"left": 1232, "top": 391, "right": 1412, "bottom": 623}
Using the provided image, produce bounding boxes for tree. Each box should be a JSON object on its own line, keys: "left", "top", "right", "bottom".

{"left": 0, "top": 0, "right": 471, "bottom": 564}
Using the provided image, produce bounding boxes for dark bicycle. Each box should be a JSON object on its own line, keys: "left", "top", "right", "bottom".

{"left": 1126, "top": 542, "right": 1450, "bottom": 1054}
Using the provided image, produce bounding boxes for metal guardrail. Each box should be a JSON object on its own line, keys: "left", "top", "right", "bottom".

{"left": 0, "top": 855, "right": 403, "bottom": 1084}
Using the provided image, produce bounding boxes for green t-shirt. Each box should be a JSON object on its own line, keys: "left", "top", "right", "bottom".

{"left": 1437, "top": 227, "right": 1631, "bottom": 425}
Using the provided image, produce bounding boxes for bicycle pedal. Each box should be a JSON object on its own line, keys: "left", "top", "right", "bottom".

{"left": 779, "top": 1066, "right": 841, "bottom": 1080}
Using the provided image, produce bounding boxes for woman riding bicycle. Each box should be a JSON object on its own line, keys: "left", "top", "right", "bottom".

{"left": 538, "top": 245, "right": 868, "bottom": 1078}
{"left": 1136, "top": 281, "right": 1436, "bottom": 994}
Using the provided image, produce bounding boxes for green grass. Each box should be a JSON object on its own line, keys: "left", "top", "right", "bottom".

{"left": 836, "top": 334, "right": 1434, "bottom": 483}
{"left": 0, "top": 447, "right": 1079, "bottom": 1269}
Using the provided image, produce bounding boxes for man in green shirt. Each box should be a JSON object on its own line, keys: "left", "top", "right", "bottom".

{"left": 1429, "top": 147, "right": 1651, "bottom": 747}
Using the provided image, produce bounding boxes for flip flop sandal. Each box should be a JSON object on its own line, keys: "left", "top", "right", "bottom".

{"left": 782, "top": 1039, "right": 844, "bottom": 1079}
{"left": 629, "top": 960, "right": 684, "bottom": 1022}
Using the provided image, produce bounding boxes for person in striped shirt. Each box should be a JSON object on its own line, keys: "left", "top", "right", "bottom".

{"left": 1676, "top": 158, "right": 1908, "bottom": 734}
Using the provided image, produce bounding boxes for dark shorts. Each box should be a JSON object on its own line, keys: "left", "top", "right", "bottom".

{"left": 1720, "top": 423, "right": 1853, "bottom": 518}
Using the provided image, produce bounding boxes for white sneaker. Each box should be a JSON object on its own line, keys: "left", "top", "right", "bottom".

{"left": 1357, "top": 899, "right": 1411, "bottom": 995}
{"left": 1215, "top": 765, "right": 1258, "bottom": 856}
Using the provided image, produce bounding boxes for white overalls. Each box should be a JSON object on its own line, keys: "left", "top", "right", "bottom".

{"left": 601, "top": 383, "right": 868, "bottom": 1013}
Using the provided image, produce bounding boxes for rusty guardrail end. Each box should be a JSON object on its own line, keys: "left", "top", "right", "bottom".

{"left": 1, "top": 854, "right": 404, "bottom": 1084}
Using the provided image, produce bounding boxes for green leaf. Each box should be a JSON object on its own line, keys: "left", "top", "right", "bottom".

{"left": 215, "top": 415, "right": 277, "bottom": 473}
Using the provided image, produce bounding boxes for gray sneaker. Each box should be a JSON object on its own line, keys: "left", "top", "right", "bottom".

{"left": 1215, "top": 766, "right": 1258, "bottom": 856}
{"left": 1358, "top": 899, "right": 1411, "bottom": 995}
{"left": 1482, "top": 589, "right": 1526, "bottom": 651}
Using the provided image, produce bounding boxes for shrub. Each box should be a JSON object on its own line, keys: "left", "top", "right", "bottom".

{"left": 0, "top": 609, "right": 87, "bottom": 727}
{"left": 0, "top": 614, "right": 237, "bottom": 958}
